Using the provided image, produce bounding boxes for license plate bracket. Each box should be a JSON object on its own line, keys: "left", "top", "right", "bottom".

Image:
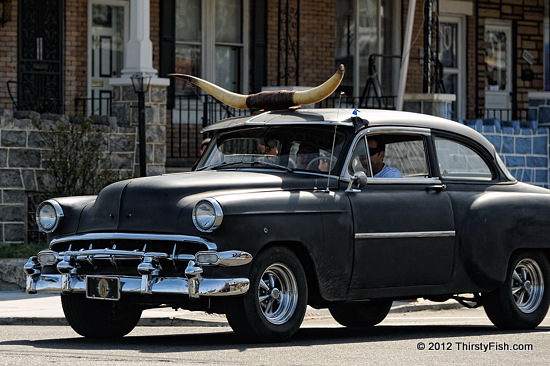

{"left": 86, "top": 276, "right": 120, "bottom": 301}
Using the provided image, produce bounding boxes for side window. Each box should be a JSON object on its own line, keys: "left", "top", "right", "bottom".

{"left": 348, "top": 134, "right": 429, "bottom": 178}
{"left": 382, "top": 137, "right": 429, "bottom": 178}
{"left": 434, "top": 137, "right": 493, "bottom": 180}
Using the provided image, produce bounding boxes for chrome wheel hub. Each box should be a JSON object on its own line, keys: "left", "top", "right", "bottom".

{"left": 258, "top": 263, "right": 298, "bottom": 325}
{"left": 511, "top": 258, "right": 544, "bottom": 313}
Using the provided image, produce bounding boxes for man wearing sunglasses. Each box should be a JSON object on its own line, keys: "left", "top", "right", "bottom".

{"left": 360, "top": 136, "right": 402, "bottom": 178}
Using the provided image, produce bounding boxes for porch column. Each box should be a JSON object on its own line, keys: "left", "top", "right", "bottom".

{"left": 110, "top": 0, "right": 170, "bottom": 176}
{"left": 121, "top": 0, "right": 157, "bottom": 76}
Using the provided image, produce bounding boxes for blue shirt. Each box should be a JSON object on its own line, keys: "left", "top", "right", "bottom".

{"left": 375, "top": 164, "right": 402, "bottom": 178}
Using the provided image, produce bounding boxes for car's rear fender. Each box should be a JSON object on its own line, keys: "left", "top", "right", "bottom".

{"left": 460, "top": 192, "right": 550, "bottom": 288}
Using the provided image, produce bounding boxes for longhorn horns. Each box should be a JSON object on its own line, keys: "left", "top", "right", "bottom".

{"left": 170, "top": 64, "right": 345, "bottom": 110}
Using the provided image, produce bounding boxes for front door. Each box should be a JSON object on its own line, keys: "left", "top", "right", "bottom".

{"left": 484, "top": 21, "right": 513, "bottom": 120}
{"left": 346, "top": 130, "right": 456, "bottom": 297}
{"left": 88, "top": 1, "right": 128, "bottom": 115}
{"left": 18, "top": 0, "right": 63, "bottom": 113}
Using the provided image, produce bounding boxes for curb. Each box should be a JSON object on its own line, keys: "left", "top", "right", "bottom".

{"left": 0, "top": 300, "right": 464, "bottom": 327}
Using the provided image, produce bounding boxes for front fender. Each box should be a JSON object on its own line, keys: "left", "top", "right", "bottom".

{"left": 203, "top": 190, "right": 354, "bottom": 301}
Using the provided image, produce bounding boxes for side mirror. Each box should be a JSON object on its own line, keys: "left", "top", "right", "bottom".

{"left": 346, "top": 171, "right": 368, "bottom": 192}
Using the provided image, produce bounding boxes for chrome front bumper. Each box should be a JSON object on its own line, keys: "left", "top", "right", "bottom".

{"left": 23, "top": 236, "right": 252, "bottom": 300}
{"left": 24, "top": 271, "right": 250, "bottom": 298}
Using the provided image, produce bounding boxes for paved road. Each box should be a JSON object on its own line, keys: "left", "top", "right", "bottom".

{"left": 0, "top": 307, "right": 548, "bottom": 365}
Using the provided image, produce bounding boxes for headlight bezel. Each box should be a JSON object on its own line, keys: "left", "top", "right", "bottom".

{"left": 36, "top": 200, "right": 64, "bottom": 233}
{"left": 192, "top": 198, "right": 223, "bottom": 232}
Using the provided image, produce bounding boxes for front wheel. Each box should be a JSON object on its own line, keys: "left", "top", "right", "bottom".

{"left": 61, "top": 294, "right": 142, "bottom": 337}
{"left": 225, "top": 247, "right": 308, "bottom": 342}
{"left": 329, "top": 300, "right": 392, "bottom": 327}
{"left": 482, "top": 250, "right": 550, "bottom": 330}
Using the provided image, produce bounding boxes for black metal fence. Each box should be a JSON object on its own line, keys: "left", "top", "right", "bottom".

{"left": 74, "top": 96, "right": 113, "bottom": 117}
{"left": 477, "top": 108, "right": 530, "bottom": 122}
{"left": 167, "top": 94, "right": 398, "bottom": 161}
{"left": 169, "top": 95, "right": 251, "bottom": 161}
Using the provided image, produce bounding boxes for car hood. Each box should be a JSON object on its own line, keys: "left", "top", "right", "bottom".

{"left": 77, "top": 170, "right": 334, "bottom": 234}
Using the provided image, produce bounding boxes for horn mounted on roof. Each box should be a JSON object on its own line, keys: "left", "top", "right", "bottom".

{"left": 170, "top": 64, "right": 345, "bottom": 111}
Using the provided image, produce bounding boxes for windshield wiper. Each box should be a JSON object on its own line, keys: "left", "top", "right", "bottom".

{"left": 196, "top": 161, "right": 245, "bottom": 171}
{"left": 198, "top": 160, "right": 293, "bottom": 172}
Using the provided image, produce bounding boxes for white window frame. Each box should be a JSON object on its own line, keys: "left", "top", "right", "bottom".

{"left": 439, "top": 15, "right": 466, "bottom": 119}
{"left": 87, "top": 0, "right": 130, "bottom": 107}
{"left": 180, "top": 0, "right": 249, "bottom": 94}
{"left": 350, "top": 0, "right": 401, "bottom": 98}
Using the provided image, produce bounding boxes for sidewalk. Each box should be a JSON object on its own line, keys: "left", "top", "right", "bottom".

{"left": 0, "top": 291, "right": 462, "bottom": 327}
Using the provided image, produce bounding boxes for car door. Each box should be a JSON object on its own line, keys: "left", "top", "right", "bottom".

{"left": 345, "top": 128, "right": 456, "bottom": 295}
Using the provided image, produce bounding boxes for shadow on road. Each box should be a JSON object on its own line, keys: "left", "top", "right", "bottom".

{"left": 1, "top": 324, "right": 548, "bottom": 353}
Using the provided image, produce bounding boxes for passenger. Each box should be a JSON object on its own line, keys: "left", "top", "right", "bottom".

{"left": 296, "top": 142, "right": 319, "bottom": 169}
{"left": 258, "top": 139, "right": 279, "bottom": 156}
{"left": 362, "top": 136, "right": 402, "bottom": 178}
{"left": 199, "top": 138, "right": 211, "bottom": 155}
{"left": 191, "top": 138, "right": 211, "bottom": 171}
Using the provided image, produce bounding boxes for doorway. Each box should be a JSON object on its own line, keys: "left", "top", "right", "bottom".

{"left": 484, "top": 21, "right": 513, "bottom": 120}
{"left": 17, "top": 0, "right": 63, "bottom": 113}
{"left": 88, "top": 1, "right": 128, "bottom": 115}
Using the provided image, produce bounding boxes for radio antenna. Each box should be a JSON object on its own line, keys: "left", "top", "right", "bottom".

{"left": 325, "top": 92, "right": 345, "bottom": 192}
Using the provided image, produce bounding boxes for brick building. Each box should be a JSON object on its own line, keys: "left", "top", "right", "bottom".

{"left": 1, "top": 0, "right": 550, "bottom": 245}
{"left": 0, "top": 0, "right": 549, "bottom": 168}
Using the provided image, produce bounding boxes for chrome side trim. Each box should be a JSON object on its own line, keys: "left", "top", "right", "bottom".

{"left": 50, "top": 233, "right": 218, "bottom": 251}
{"left": 355, "top": 230, "right": 456, "bottom": 239}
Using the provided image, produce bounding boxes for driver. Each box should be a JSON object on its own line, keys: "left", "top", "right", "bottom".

{"left": 296, "top": 142, "right": 319, "bottom": 169}
{"left": 360, "top": 136, "right": 402, "bottom": 178}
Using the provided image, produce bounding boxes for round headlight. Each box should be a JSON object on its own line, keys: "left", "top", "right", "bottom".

{"left": 36, "top": 200, "right": 64, "bottom": 233}
{"left": 192, "top": 198, "right": 223, "bottom": 232}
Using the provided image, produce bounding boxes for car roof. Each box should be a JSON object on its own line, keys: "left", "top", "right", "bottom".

{"left": 203, "top": 108, "right": 496, "bottom": 154}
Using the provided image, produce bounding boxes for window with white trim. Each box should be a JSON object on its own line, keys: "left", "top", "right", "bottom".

{"left": 174, "top": 0, "right": 248, "bottom": 95}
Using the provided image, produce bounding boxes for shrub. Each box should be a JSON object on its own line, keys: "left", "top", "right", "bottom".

{"left": 34, "top": 117, "right": 132, "bottom": 196}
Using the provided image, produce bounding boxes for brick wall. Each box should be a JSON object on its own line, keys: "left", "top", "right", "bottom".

{"left": 0, "top": 0, "right": 18, "bottom": 110}
{"left": 477, "top": 0, "right": 546, "bottom": 112}
{"left": 266, "top": 0, "right": 335, "bottom": 87}
{"left": 65, "top": 0, "right": 88, "bottom": 113}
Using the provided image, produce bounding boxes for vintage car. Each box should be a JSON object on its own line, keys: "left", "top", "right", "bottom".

{"left": 24, "top": 69, "right": 550, "bottom": 342}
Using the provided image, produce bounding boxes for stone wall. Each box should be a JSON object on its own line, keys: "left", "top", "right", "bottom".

{"left": 462, "top": 119, "right": 549, "bottom": 187}
{"left": 0, "top": 109, "right": 138, "bottom": 245}
{"left": 0, "top": 259, "right": 27, "bottom": 290}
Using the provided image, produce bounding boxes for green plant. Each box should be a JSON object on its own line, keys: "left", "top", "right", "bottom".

{"left": 34, "top": 117, "right": 131, "bottom": 196}
{"left": 0, "top": 243, "right": 48, "bottom": 259}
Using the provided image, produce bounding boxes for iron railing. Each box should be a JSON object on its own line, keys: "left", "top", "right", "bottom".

{"left": 168, "top": 94, "right": 398, "bottom": 161}
{"left": 169, "top": 94, "right": 251, "bottom": 160}
{"left": 477, "top": 108, "right": 530, "bottom": 122}
{"left": 74, "top": 96, "right": 113, "bottom": 117}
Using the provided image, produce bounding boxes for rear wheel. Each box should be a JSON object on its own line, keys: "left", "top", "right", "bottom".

{"left": 61, "top": 294, "right": 142, "bottom": 337}
{"left": 225, "top": 246, "right": 308, "bottom": 342}
{"left": 329, "top": 300, "right": 392, "bottom": 327}
{"left": 482, "top": 251, "right": 550, "bottom": 330}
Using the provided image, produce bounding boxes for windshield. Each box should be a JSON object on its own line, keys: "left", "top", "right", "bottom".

{"left": 197, "top": 125, "right": 348, "bottom": 174}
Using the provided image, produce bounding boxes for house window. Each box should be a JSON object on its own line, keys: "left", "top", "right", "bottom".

{"left": 335, "top": 0, "right": 401, "bottom": 105}
{"left": 175, "top": 0, "right": 247, "bottom": 95}
{"left": 439, "top": 16, "right": 466, "bottom": 119}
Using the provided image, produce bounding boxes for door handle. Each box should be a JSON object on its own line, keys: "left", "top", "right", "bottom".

{"left": 426, "top": 184, "right": 446, "bottom": 192}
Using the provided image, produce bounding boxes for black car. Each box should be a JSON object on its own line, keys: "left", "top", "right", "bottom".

{"left": 25, "top": 73, "right": 550, "bottom": 342}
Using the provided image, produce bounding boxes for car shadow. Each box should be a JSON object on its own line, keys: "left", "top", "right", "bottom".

{"left": 1, "top": 324, "right": 549, "bottom": 353}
